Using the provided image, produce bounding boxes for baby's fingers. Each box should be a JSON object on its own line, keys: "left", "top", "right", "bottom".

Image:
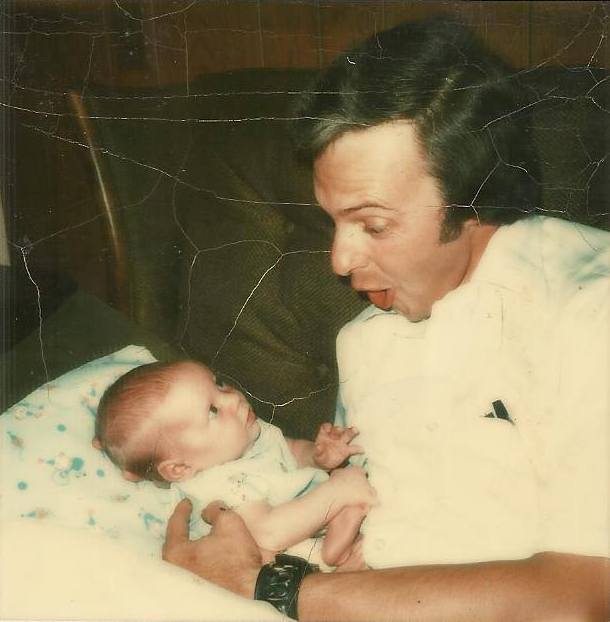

{"left": 364, "top": 489, "right": 380, "bottom": 508}
{"left": 339, "top": 426, "right": 360, "bottom": 443}
{"left": 318, "top": 422, "right": 333, "bottom": 436}
{"left": 344, "top": 443, "right": 364, "bottom": 456}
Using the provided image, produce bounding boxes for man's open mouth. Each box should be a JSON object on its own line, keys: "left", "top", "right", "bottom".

{"left": 365, "top": 289, "right": 394, "bottom": 310}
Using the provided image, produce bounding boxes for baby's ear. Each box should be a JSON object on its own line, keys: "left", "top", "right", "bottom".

{"left": 157, "top": 460, "right": 192, "bottom": 483}
{"left": 92, "top": 437, "right": 103, "bottom": 450}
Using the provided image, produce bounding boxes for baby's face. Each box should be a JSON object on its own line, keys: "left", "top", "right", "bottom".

{"left": 157, "top": 362, "right": 260, "bottom": 476}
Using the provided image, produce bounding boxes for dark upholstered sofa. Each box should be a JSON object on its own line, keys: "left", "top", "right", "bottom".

{"left": 3, "top": 66, "right": 607, "bottom": 438}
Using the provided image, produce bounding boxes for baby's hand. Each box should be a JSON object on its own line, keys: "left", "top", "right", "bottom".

{"left": 314, "top": 423, "right": 364, "bottom": 470}
{"left": 329, "top": 466, "right": 377, "bottom": 509}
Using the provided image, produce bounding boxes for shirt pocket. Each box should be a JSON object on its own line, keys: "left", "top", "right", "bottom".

{"left": 435, "top": 416, "right": 539, "bottom": 558}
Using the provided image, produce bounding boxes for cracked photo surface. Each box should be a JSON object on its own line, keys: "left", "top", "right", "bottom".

{"left": 0, "top": 1, "right": 608, "bottom": 620}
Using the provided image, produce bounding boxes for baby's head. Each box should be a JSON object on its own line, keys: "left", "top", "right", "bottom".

{"left": 94, "top": 360, "right": 260, "bottom": 484}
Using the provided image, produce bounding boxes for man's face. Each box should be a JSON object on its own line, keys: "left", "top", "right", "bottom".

{"left": 157, "top": 363, "right": 260, "bottom": 476}
{"left": 314, "top": 121, "right": 485, "bottom": 322}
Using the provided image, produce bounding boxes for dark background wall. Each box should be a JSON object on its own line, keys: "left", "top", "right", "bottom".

{"left": 3, "top": 1, "right": 608, "bottom": 308}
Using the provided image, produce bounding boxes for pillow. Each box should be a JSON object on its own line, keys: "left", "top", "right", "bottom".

{"left": 0, "top": 520, "right": 283, "bottom": 621}
{"left": 0, "top": 345, "right": 182, "bottom": 558}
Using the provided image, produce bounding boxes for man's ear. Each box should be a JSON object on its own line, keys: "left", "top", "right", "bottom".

{"left": 157, "top": 460, "right": 193, "bottom": 483}
{"left": 460, "top": 216, "right": 480, "bottom": 232}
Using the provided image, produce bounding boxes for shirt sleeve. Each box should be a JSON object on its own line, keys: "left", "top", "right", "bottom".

{"left": 538, "top": 277, "right": 609, "bottom": 557}
{"left": 334, "top": 396, "right": 347, "bottom": 428}
{"left": 335, "top": 320, "right": 369, "bottom": 470}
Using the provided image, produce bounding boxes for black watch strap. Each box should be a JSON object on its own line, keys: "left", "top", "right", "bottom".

{"left": 254, "top": 553, "right": 319, "bottom": 620}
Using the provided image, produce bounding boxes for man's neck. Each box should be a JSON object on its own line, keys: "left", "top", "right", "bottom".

{"left": 463, "top": 224, "right": 499, "bottom": 283}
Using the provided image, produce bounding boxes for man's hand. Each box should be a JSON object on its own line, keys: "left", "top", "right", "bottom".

{"left": 163, "top": 499, "right": 261, "bottom": 598}
{"left": 314, "top": 423, "right": 364, "bottom": 470}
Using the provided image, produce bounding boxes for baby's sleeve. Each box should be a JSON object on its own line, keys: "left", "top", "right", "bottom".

{"left": 179, "top": 459, "right": 329, "bottom": 539}
{"left": 178, "top": 463, "right": 273, "bottom": 514}
{"left": 178, "top": 464, "right": 275, "bottom": 540}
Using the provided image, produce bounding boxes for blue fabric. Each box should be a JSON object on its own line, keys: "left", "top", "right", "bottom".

{"left": 1, "top": 346, "right": 181, "bottom": 558}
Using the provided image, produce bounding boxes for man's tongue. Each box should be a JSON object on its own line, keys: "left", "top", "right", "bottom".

{"left": 367, "top": 289, "right": 394, "bottom": 310}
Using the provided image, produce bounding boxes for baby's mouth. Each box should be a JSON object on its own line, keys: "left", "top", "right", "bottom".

{"left": 240, "top": 403, "right": 256, "bottom": 427}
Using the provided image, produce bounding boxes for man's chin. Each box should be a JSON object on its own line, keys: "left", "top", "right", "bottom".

{"left": 406, "top": 312, "right": 430, "bottom": 323}
{"left": 361, "top": 288, "right": 431, "bottom": 321}
{"left": 366, "top": 289, "right": 394, "bottom": 310}
{"left": 400, "top": 305, "right": 431, "bottom": 322}
{"left": 389, "top": 298, "right": 431, "bottom": 322}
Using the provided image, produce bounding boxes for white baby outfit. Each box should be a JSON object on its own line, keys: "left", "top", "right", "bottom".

{"left": 336, "top": 216, "right": 609, "bottom": 568}
{"left": 179, "top": 419, "right": 328, "bottom": 534}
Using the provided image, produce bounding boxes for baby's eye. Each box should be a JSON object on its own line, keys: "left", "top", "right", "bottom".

{"left": 208, "top": 406, "right": 218, "bottom": 419}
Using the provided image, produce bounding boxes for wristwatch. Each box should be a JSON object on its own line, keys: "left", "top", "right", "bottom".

{"left": 254, "top": 553, "right": 319, "bottom": 620}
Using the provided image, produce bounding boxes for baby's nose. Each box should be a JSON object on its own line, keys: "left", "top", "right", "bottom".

{"left": 218, "top": 388, "right": 241, "bottom": 410}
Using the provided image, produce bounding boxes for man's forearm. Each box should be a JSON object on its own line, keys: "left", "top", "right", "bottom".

{"left": 162, "top": 503, "right": 609, "bottom": 620}
{"left": 297, "top": 552, "right": 609, "bottom": 622}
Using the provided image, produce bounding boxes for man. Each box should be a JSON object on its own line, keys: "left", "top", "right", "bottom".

{"left": 163, "top": 18, "right": 609, "bottom": 621}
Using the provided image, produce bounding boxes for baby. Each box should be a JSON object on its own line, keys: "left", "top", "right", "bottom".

{"left": 93, "top": 360, "right": 376, "bottom": 567}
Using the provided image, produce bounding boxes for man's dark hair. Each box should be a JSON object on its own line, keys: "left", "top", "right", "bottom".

{"left": 294, "top": 17, "right": 541, "bottom": 240}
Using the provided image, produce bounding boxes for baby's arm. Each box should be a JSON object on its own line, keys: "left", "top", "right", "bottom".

{"left": 225, "top": 466, "right": 376, "bottom": 554}
{"left": 285, "top": 438, "right": 317, "bottom": 468}
{"left": 286, "top": 423, "right": 364, "bottom": 470}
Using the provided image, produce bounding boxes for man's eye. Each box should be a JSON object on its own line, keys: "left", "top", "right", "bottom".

{"left": 364, "top": 221, "right": 388, "bottom": 235}
{"left": 209, "top": 406, "right": 218, "bottom": 419}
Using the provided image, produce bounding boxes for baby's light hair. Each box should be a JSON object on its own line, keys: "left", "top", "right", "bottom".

{"left": 95, "top": 361, "right": 185, "bottom": 481}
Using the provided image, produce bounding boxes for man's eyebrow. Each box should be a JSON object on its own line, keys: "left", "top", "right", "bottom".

{"left": 342, "top": 202, "right": 392, "bottom": 214}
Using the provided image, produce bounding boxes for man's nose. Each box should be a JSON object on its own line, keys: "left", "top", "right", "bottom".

{"left": 331, "top": 229, "right": 365, "bottom": 276}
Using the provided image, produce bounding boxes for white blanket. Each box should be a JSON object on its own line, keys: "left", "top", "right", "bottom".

{"left": 0, "top": 520, "right": 282, "bottom": 620}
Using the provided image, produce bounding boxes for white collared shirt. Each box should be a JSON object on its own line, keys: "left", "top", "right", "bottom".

{"left": 337, "top": 216, "right": 609, "bottom": 567}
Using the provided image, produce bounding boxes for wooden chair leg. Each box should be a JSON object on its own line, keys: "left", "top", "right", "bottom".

{"left": 66, "top": 90, "right": 130, "bottom": 316}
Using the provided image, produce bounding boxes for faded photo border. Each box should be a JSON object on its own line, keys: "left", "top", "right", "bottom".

{"left": 1, "top": 1, "right": 608, "bottom": 620}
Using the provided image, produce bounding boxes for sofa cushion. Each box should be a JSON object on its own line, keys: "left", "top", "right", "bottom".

{"left": 173, "top": 70, "right": 366, "bottom": 438}
{"left": 79, "top": 66, "right": 607, "bottom": 439}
